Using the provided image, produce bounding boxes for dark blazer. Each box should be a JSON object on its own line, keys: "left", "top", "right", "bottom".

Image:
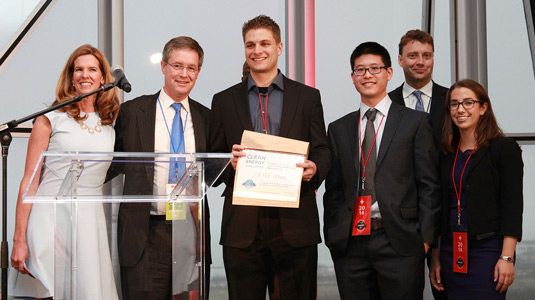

{"left": 389, "top": 81, "right": 448, "bottom": 145}
{"left": 323, "top": 101, "right": 441, "bottom": 259}
{"left": 109, "top": 91, "right": 210, "bottom": 266}
{"left": 440, "top": 137, "right": 523, "bottom": 241}
{"left": 209, "top": 75, "right": 331, "bottom": 248}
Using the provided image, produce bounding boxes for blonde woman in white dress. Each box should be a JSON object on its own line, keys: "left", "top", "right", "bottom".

{"left": 9, "top": 44, "right": 120, "bottom": 300}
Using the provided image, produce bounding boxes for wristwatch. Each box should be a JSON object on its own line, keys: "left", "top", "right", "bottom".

{"left": 499, "top": 255, "right": 514, "bottom": 263}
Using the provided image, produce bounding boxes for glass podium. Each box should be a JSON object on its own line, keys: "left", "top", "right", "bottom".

{"left": 22, "top": 151, "right": 231, "bottom": 300}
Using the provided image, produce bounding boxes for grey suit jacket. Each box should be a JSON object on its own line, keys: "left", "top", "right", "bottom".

{"left": 108, "top": 91, "right": 210, "bottom": 267}
{"left": 323, "top": 101, "right": 440, "bottom": 259}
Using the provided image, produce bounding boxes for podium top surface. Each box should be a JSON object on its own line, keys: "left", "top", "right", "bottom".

{"left": 23, "top": 151, "right": 232, "bottom": 203}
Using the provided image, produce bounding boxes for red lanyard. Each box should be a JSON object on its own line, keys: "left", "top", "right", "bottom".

{"left": 451, "top": 140, "right": 477, "bottom": 225}
{"left": 259, "top": 92, "right": 269, "bottom": 134}
{"left": 358, "top": 112, "right": 385, "bottom": 188}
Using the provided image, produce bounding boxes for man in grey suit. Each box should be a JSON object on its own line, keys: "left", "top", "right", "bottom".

{"left": 108, "top": 36, "right": 210, "bottom": 300}
{"left": 388, "top": 29, "right": 448, "bottom": 145}
{"left": 324, "top": 41, "right": 440, "bottom": 300}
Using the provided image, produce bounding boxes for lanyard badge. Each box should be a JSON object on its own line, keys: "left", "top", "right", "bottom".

{"left": 451, "top": 140, "right": 476, "bottom": 274}
{"left": 352, "top": 196, "right": 371, "bottom": 236}
{"left": 352, "top": 111, "right": 385, "bottom": 236}
{"left": 453, "top": 224, "right": 468, "bottom": 273}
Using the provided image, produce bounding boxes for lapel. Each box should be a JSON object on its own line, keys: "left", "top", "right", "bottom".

{"left": 390, "top": 84, "right": 405, "bottom": 107}
{"left": 279, "top": 76, "right": 299, "bottom": 138}
{"left": 442, "top": 153, "right": 455, "bottom": 188}
{"left": 429, "top": 81, "right": 447, "bottom": 120}
{"left": 376, "top": 103, "right": 403, "bottom": 168}
{"left": 137, "top": 93, "right": 157, "bottom": 153}
{"left": 352, "top": 110, "right": 361, "bottom": 177}
{"left": 442, "top": 140, "right": 486, "bottom": 183}
{"left": 136, "top": 93, "right": 158, "bottom": 182}
{"left": 230, "top": 81, "right": 254, "bottom": 132}
{"left": 465, "top": 144, "right": 487, "bottom": 178}
{"left": 189, "top": 98, "right": 206, "bottom": 152}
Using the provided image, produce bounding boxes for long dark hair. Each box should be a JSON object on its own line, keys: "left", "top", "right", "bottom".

{"left": 441, "top": 79, "right": 503, "bottom": 154}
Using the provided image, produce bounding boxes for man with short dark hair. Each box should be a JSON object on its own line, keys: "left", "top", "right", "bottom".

{"left": 389, "top": 29, "right": 448, "bottom": 145}
{"left": 324, "top": 41, "right": 440, "bottom": 300}
{"left": 109, "top": 36, "right": 210, "bottom": 300}
{"left": 210, "top": 15, "right": 330, "bottom": 300}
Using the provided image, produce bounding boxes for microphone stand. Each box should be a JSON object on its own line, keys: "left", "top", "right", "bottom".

{"left": 0, "top": 83, "right": 115, "bottom": 299}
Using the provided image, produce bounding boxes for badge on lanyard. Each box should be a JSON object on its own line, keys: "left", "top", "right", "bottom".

{"left": 166, "top": 183, "right": 186, "bottom": 221}
{"left": 352, "top": 112, "right": 384, "bottom": 236}
{"left": 352, "top": 195, "right": 371, "bottom": 236}
{"left": 453, "top": 223, "right": 468, "bottom": 274}
{"left": 451, "top": 140, "right": 476, "bottom": 274}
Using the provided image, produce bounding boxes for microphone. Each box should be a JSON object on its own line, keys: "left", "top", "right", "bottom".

{"left": 111, "top": 66, "right": 132, "bottom": 93}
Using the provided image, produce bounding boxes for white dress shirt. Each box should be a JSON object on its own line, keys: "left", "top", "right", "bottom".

{"left": 152, "top": 89, "right": 196, "bottom": 215}
{"left": 402, "top": 80, "right": 433, "bottom": 113}
{"left": 359, "top": 95, "right": 392, "bottom": 218}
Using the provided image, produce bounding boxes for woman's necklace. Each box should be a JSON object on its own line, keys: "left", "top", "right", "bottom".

{"left": 77, "top": 117, "right": 102, "bottom": 134}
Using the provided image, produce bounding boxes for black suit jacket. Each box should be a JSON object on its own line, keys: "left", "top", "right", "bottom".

{"left": 389, "top": 81, "right": 448, "bottom": 145}
{"left": 440, "top": 137, "right": 523, "bottom": 241}
{"left": 109, "top": 91, "right": 210, "bottom": 267}
{"left": 209, "top": 75, "right": 331, "bottom": 248}
{"left": 323, "top": 101, "right": 440, "bottom": 259}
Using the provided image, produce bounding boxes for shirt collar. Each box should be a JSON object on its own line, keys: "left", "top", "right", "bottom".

{"left": 360, "top": 95, "right": 392, "bottom": 120}
{"left": 402, "top": 80, "right": 434, "bottom": 98}
{"left": 247, "top": 70, "right": 285, "bottom": 93}
{"left": 159, "top": 88, "right": 190, "bottom": 113}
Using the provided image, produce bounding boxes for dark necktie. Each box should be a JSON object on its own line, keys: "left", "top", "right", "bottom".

{"left": 362, "top": 108, "right": 377, "bottom": 202}
{"left": 169, "top": 102, "right": 186, "bottom": 184}
{"left": 413, "top": 90, "right": 424, "bottom": 112}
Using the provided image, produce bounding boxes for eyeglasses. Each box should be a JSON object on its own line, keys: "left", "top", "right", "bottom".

{"left": 164, "top": 61, "right": 198, "bottom": 74}
{"left": 352, "top": 66, "right": 387, "bottom": 76}
{"left": 448, "top": 99, "right": 483, "bottom": 110}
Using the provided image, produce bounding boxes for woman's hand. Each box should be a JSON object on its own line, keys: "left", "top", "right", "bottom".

{"left": 494, "top": 259, "right": 514, "bottom": 293}
{"left": 495, "top": 236, "right": 518, "bottom": 293}
{"left": 11, "top": 239, "right": 30, "bottom": 275}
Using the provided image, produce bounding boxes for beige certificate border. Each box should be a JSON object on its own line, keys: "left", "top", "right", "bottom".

{"left": 232, "top": 130, "right": 309, "bottom": 208}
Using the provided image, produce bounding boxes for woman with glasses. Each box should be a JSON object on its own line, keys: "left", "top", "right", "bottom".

{"left": 430, "top": 79, "right": 523, "bottom": 299}
{"left": 9, "top": 45, "right": 120, "bottom": 299}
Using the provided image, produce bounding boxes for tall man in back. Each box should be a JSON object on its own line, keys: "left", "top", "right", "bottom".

{"left": 388, "top": 29, "right": 448, "bottom": 145}
{"left": 324, "top": 42, "right": 440, "bottom": 300}
{"left": 389, "top": 30, "right": 449, "bottom": 299}
{"left": 210, "top": 15, "right": 331, "bottom": 300}
{"left": 109, "top": 36, "right": 210, "bottom": 300}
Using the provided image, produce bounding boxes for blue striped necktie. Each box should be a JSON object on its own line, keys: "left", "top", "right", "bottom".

{"left": 169, "top": 102, "right": 186, "bottom": 184}
{"left": 413, "top": 90, "right": 424, "bottom": 112}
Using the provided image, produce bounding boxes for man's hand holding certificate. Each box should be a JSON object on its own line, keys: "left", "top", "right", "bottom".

{"left": 232, "top": 131, "right": 310, "bottom": 208}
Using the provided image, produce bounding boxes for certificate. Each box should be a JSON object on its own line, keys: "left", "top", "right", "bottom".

{"left": 232, "top": 130, "right": 309, "bottom": 208}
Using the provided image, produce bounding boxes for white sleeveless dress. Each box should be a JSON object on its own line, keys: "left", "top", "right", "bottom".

{"left": 8, "top": 111, "right": 119, "bottom": 299}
